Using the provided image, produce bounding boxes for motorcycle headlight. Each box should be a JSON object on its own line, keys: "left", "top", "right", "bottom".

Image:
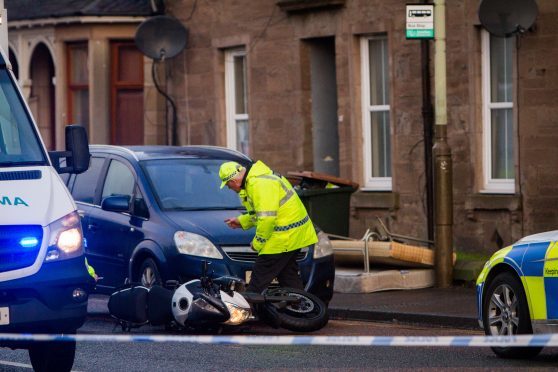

{"left": 45, "top": 211, "right": 84, "bottom": 262}
{"left": 174, "top": 231, "right": 223, "bottom": 259}
{"left": 224, "top": 302, "right": 251, "bottom": 325}
{"left": 314, "top": 230, "right": 334, "bottom": 258}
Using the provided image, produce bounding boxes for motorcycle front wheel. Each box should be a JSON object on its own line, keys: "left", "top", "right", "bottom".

{"left": 263, "top": 287, "right": 329, "bottom": 332}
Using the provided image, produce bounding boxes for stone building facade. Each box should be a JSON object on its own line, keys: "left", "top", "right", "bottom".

{"left": 9, "top": 0, "right": 556, "bottom": 257}
{"left": 6, "top": 0, "right": 167, "bottom": 149}
{"left": 159, "top": 0, "right": 558, "bottom": 256}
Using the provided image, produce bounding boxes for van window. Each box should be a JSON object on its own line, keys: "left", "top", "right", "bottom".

{"left": 0, "top": 70, "right": 47, "bottom": 166}
{"left": 71, "top": 156, "right": 105, "bottom": 204}
{"left": 132, "top": 186, "right": 149, "bottom": 219}
{"left": 102, "top": 160, "right": 134, "bottom": 200}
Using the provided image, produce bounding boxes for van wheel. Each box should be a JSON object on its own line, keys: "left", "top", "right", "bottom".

{"left": 139, "top": 258, "right": 162, "bottom": 288}
{"left": 29, "top": 340, "right": 76, "bottom": 372}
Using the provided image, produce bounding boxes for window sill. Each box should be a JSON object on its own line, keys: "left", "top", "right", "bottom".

{"left": 464, "top": 193, "right": 522, "bottom": 221}
{"left": 351, "top": 190, "right": 399, "bottom": 210}
{"left": 276, "top": 0, "right": 346, "bottom": 13}
{"left": 479, "top": 187, "right": 515, "bottom": 194}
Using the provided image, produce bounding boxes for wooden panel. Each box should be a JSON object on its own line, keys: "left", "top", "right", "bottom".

{"left": 117, "top": 45, "right": 143, "bottom": 83}
{"left": 115, "top": 90, "right": 144, "bottom": 145}
{"left": 331, "top": 240, "right": 456, "bottom": 268}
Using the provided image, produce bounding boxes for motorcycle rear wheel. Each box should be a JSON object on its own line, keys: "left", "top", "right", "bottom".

{"left": 263, "top": 287, "right": 329, "bottom": 332}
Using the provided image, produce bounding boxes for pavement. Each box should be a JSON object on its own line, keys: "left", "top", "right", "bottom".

{"left": 328, "top": 286, "right": 478, "bottom": 329}
{"left": 87, "top": 283, "right": 480, "bottom": 331}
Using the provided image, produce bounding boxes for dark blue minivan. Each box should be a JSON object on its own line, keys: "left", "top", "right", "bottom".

{"left": 62, "top": 146, "right": 335, "bottom": 302}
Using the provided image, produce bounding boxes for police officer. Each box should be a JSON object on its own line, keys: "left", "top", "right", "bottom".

{"left": 220, "top": 160, "right": 317, "bottom": 293}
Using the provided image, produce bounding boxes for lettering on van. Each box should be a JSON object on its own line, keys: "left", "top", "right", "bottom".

{"left": 0, "top": 196, "right": 29, "bottom": 207}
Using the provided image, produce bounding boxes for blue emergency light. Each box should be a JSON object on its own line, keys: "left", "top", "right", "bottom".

{"left": 19, "top": 237, "right": 39, "bottom": 248}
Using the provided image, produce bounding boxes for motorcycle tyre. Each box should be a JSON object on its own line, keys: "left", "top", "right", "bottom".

{"left": 262, "top": 287, "right": 329, "bottom": 332}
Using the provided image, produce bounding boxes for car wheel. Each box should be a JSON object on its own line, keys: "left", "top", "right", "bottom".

{"left": 483, "top": 271, "right": 542, "bottom": 359}
{"left": 29, "top": 340, "right": 76, "bottom": 372}
{"left": 139, "top": 258, "right": 162, "bottom": 288}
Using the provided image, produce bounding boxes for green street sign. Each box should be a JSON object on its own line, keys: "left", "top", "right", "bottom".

{"left": 406, "top": 4, "right": 434, "bottom": 40}
{"left": 406, "top": 29, "right": 435, "bottom": 39}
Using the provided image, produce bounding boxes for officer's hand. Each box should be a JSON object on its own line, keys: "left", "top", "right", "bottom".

{"left": 224, "top": 217, "right": 241, "bottom": 229}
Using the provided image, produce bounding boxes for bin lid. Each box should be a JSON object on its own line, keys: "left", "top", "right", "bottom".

{"left": 287, "top": 171, "right": 359, "bottom": 189}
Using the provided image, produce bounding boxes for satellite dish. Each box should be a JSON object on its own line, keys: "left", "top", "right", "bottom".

{"left": 479, "top": 0, "right": 538, "bottom": 38}
{"left": 135, "top": 15, "right": 188, "bottom": 60}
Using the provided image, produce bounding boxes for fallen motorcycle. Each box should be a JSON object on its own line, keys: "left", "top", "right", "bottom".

{"left": 107, "top": 263, "right": 329, "bottom": 333}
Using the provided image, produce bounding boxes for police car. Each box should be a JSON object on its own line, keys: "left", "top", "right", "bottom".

{"left": 476, "top": 230, "right": 558, "bottom": 358}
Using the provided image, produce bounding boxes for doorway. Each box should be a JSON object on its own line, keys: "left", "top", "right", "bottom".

{"left": 29, "top": 43, "right": 55, "bottom": 149}
{"left": 308, "top": 37, "right": 339, "bottom": 176}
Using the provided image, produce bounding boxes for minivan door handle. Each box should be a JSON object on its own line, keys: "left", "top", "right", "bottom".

{"left": 88, "top": 223, "right": 99, "bottom": 232}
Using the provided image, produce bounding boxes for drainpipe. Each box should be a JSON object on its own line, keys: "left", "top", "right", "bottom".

{"left": 433, "top": 0, "right": 453, "bottom": 287}
{"left": 421, "top": 0, "right": 434, "bottom": 243}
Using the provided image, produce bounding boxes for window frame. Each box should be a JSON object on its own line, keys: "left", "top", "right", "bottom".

{"left": 110, "top": 40, "right": 144, "bottom": 145}
{"left": 481, "top": 30, "right": 515, "bottom": 194}
{"left": 66, "top": 42, "right": 89, "bottom": 128}
{"left": 68, "top": 155, "right": 106, "bottom": 205}
{"left": 360, "top": 35, "right": 392, "bottom": 191}
{"left": 224, "top": 48, "right": 250, "bottom": 155}
{"left": 101, "top": 158, "right": 136, "bottom": 201}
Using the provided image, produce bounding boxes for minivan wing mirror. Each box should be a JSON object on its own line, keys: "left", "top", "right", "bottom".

{"left": 49, "top": 125, "right": 91, "bottom": 174}
{"left": 102, "top": 195, "right": 131, "bottom": 213}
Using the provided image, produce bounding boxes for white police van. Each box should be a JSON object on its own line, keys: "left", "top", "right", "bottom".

{"left": 0, "top": 2, "right": 92, "bottom": 370}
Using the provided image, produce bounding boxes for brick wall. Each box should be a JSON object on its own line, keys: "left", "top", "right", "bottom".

{"left": 166, "top": 0, "right": 558, "bottom": 256}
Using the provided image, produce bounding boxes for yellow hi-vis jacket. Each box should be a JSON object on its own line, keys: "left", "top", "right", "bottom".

{"left": 237, "top": 161, "right": 318, "bottom": 255}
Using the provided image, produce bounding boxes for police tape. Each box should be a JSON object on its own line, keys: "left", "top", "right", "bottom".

{"left": 1, "top": 333, "right": 558, "bottom": 347}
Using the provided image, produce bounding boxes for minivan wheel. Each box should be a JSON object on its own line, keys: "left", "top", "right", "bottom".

{"left": 139, "top": 258, "right": 162, "bottom": 288}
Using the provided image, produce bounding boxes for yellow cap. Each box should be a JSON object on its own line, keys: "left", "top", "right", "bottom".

{"left": 219, "top": 161, "right": 244, "bottom": 189}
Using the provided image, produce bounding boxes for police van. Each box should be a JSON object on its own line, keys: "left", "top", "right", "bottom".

{"left": 0, "top": 2, "right": 92, "bottom": 370}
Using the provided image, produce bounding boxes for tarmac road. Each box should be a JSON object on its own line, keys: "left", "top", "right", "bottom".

{"left": 1, "top": 317, "right": 557, "bottom": 371}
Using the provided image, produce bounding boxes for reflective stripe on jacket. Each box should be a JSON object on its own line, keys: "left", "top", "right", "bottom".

{"left": 85, "top": 257, "right": 96, "bottom": 279}
{"left": 237, "top": 160, "right": 317, "bottom": 254}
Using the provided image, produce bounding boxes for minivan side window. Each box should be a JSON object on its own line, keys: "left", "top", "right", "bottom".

{"left": 102, "top": 160, "right": 135, "bottom": 201}
{"left": 71, "top": 156, "right": 105, "bottom": 204}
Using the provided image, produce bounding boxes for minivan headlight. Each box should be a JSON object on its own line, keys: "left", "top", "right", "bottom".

{"left": 45, "top": 211, "right": 84, "bottom": 262}
{"left": 314, "top": 230, "right": 334, "bottom": 258}
{"left": 174, "top": 231, "right": 223, "bottom": 259}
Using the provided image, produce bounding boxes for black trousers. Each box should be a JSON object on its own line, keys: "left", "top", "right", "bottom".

{"left": 246, "top": 249, "right": 303, "bottom": 293}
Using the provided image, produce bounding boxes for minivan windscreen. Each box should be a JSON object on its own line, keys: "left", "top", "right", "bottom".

{"left": 142, "top": 158, "right": 245, "bottom": 211}
{"left": 0, "top": 69, "right": 47, "bottom": 166}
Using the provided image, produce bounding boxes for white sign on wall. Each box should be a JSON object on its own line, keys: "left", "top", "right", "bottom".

{"left": 406, "top": 4, "right": 434, "bottom": 39}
